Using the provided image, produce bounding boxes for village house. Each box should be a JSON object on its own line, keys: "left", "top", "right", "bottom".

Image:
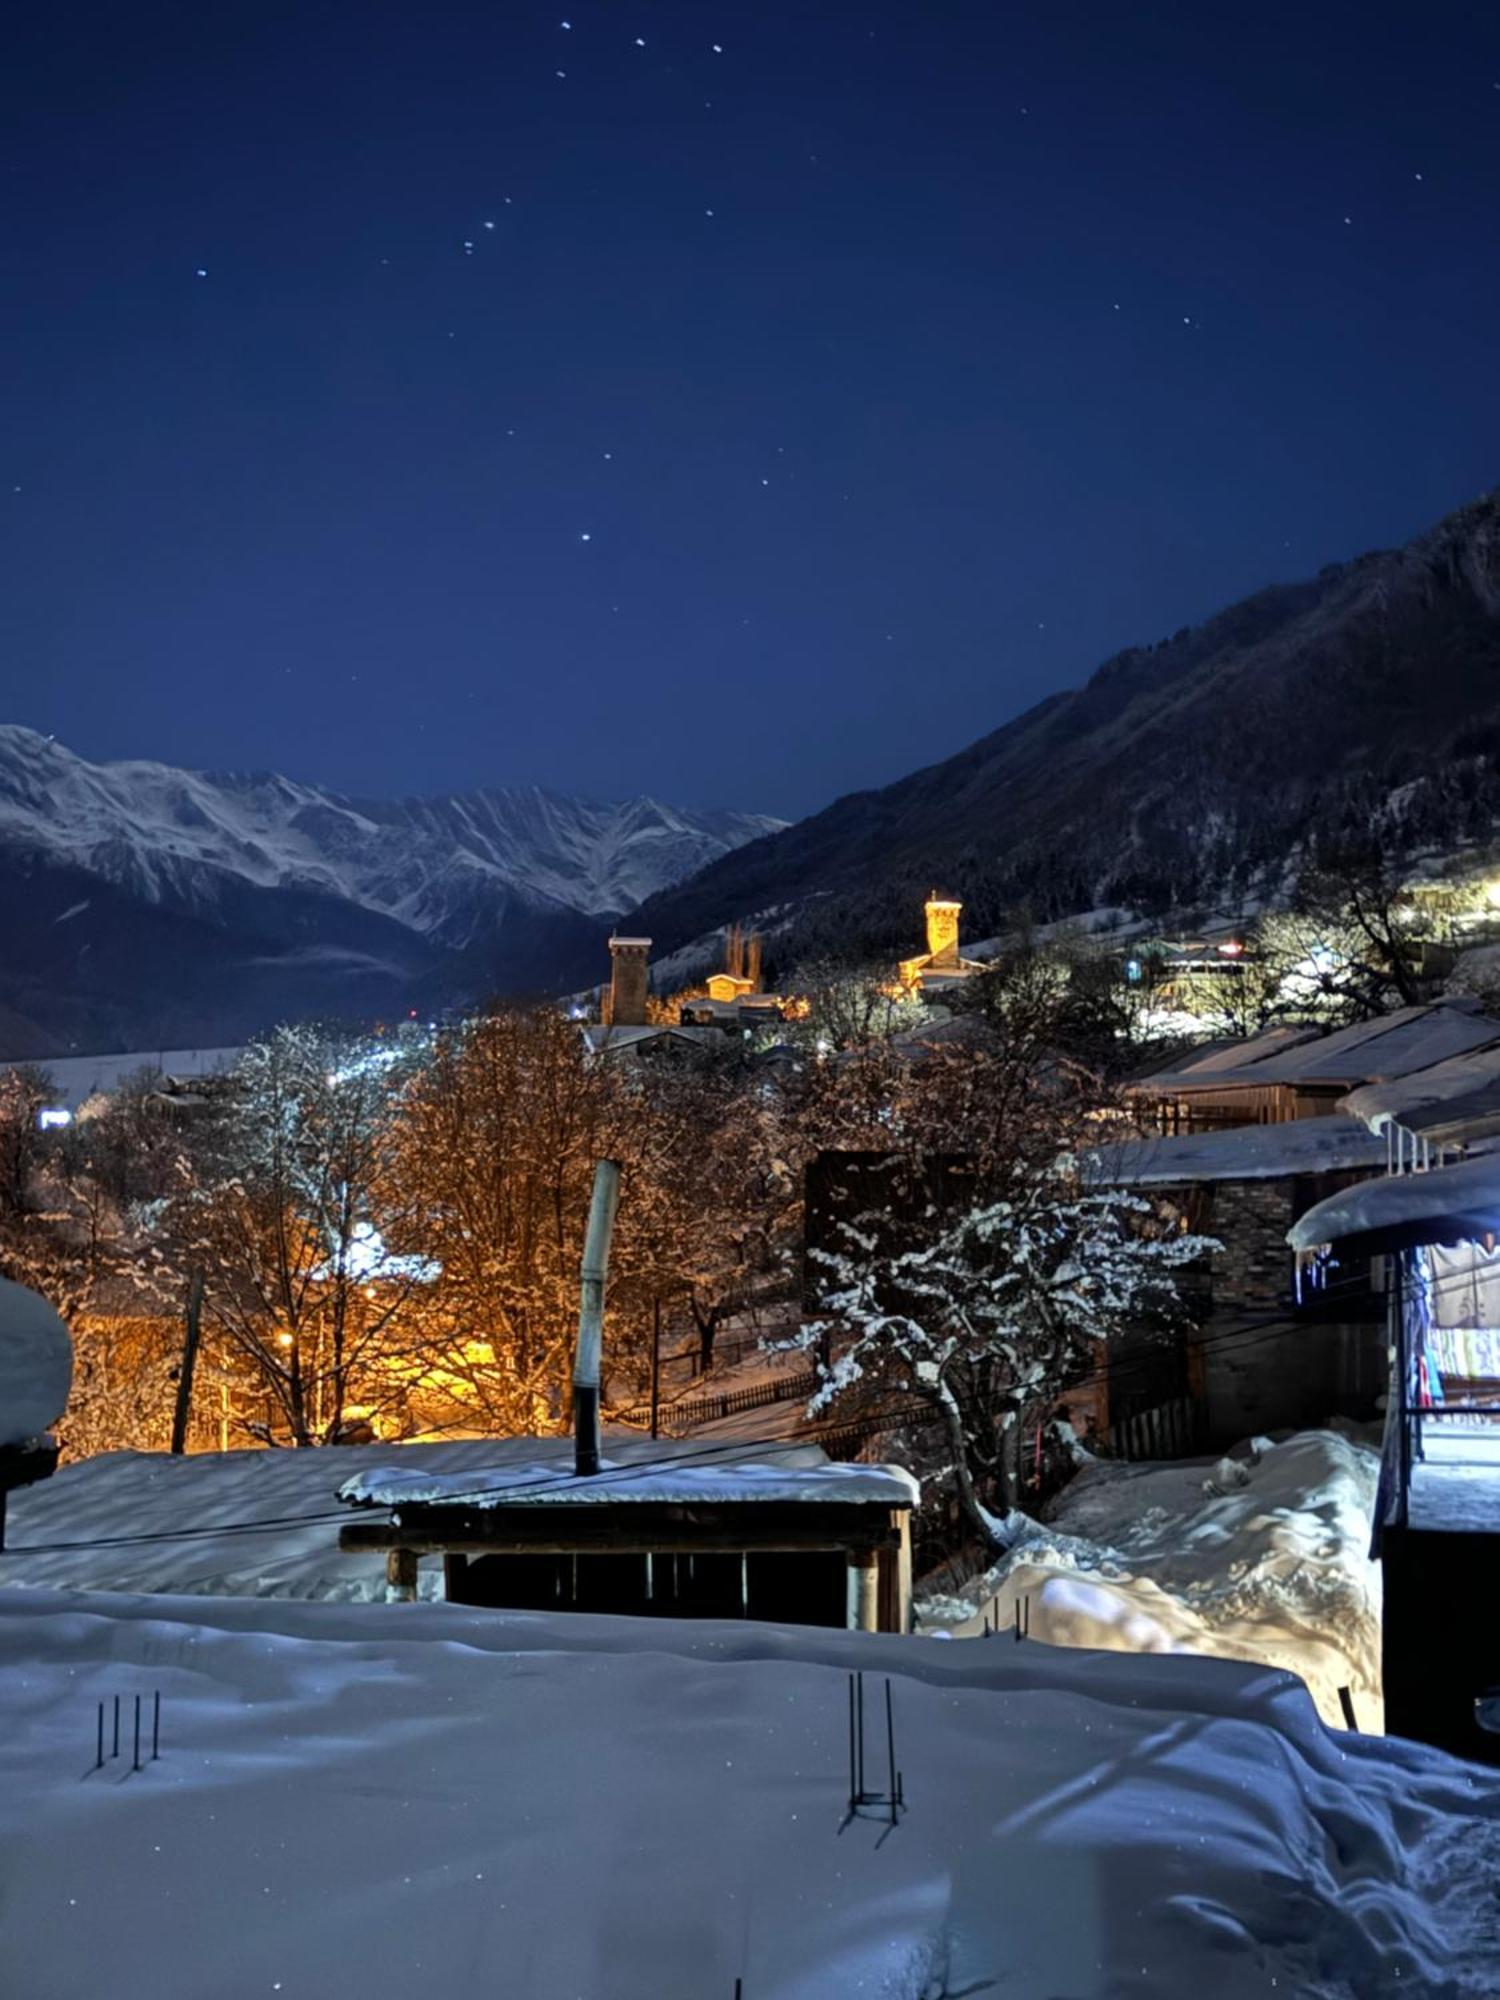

{"left": 583, "top": 931, "right": 794, "bottom": 1058}
{"left": 1089, "top": 999, "right": 1500, "bottom": 1447}
{"left": 1291, "top": 1155, "right": 1500, "bottom": 1766}
{"left": 1085, "top": 1116, "right": 1390, "bottom": 1444}
{"left": 1125, "top": 997, "right": 1500, "bottom": 1133}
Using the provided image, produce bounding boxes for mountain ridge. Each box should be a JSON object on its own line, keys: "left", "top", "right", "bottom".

{"left": 0, "top": 728, "right": 782, "bottom": 1054}
{"left": 629, "top": 489, "right": 1500, "bottom": 965}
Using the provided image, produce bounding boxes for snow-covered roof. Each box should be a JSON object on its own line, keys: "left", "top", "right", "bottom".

{"left": 339, "top": 1455, "right": 918, "bottom": 1511}
{"left": 1087, "top": 1114, "right": 1387, "bottom": 1187}
{"left": 1289, "top": 1150, "right": 1500, "bottom": 1253}
{"left": 6, "top": 1045, "right": 243, "bottom": 1112}
{"left": 1133, "top": 1002, "right": 1500, "bottom": 1095}
{"left": 1127, "top": 1026, "right": 1316, "bottom": 1091}
{"left": 1342, "top": 1044, "right": 1500, "bottom": 1135}
{"left": 580, "top": 1023, "right": 727, "bottom": 1056}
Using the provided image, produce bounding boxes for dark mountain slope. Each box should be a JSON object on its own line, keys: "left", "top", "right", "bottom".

{"left": 634, "top": 491, "right": 1500, "bottom": 960}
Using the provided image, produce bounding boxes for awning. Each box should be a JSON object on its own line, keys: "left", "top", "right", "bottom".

{"left": 1289, "top": 1151, "right": 1500, "bottom": 1256}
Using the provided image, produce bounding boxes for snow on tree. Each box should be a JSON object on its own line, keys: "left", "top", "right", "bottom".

{"left": 789, "top": 1096, "right": 1216, "bottom": 1551}
{"left": 173, "top": 1024, "right": 435, "bottom": 1446}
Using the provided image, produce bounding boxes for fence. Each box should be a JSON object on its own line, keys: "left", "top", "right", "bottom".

{"left": 618, "top": 1367, "right": 821, "bottom": 1433}
{"left": 1094, "top": 1393, "right": 1208, "bottom": 1463}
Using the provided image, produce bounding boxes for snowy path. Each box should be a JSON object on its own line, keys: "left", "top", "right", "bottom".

{"left": 2, "top": 1588, "right": 1498, "bottom": 1999}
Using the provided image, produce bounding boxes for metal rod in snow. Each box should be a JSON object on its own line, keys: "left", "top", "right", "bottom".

{"left": 856, "top": 1672, "right": 865, "bottom": 1800}
{"left": 884, "top": 1680, "right": 897, "bottom": 1825}
{"left": 152, "top": 1690, "right": 161, "bottom": 1760}
{"left": 1338, "top": 1686, "right": 1359, "bottom": 1731}
{"left": 112, "top": 1695, "right": 120, "bottom": 1760}
{"left": 132, "top": 1695, "right": 141, "bottom": 1772}
{"left": 572, "top": 1160, "right": 622, "bottom": 1478}
{"left": 95, "top": 1702, "right": 104, "bottom": 1771}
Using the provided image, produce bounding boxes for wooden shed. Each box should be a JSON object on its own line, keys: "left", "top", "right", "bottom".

{"left": 337, "top": 1441, "right": 916, "bottom": 1633}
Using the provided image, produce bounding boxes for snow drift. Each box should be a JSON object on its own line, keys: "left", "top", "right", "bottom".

{"left": 0, "top": 1586, "right": 1495, "bottom": 1998}
{"left": 918, "top": 1430, "right": 1383, "bottom": 1732}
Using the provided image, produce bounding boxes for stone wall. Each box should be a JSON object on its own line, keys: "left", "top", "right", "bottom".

{"left": 1207, "top": 1177, "right": 1296, "bottom": 1315}
{"left": 1177, "top": 1175, "right": 1384, "bottom": 1445}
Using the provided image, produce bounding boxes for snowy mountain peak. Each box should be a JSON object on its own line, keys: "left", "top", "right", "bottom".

{"left": 0, "top": 726, "right": 784, "bottom": 947}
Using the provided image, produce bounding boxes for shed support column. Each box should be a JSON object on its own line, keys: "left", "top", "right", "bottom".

{"left": 895, "top": 1513, "right": 913, "bottom": 1634}
{"left": 846, "top": 1548, "right": 880, "bottom": 1632}
{"left": 386, "top": 1548, "right": 419, "bottom": 1603}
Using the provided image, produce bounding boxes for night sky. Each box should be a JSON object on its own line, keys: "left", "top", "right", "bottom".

{"left": 4, "top": 2, "right": 1499, "bottom": 821}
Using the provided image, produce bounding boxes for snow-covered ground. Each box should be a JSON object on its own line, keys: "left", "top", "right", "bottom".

{"left": 918, "top": 1431, "right": 1383, "bottom": 1733}
{"left": 3, "top": 1586, "right": 1497, "bottom": 1999}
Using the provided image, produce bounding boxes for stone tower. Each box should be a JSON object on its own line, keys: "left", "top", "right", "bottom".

{"left": 924, "top": 896, "right": 962, "bottom": 970}
{"left": 606, "top": 937, "right": 652, "bottom": 1027}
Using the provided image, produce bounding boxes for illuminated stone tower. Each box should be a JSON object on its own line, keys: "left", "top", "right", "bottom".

{"left": 605, "top": 937, "right": 652, "bottom": 1027}
{"left": 924, "top": 896, "right": 963, "bottom": 971}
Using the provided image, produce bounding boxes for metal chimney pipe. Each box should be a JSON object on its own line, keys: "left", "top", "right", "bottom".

{"left": 573, "top": 1160, "right": 622, "bottom": 1477}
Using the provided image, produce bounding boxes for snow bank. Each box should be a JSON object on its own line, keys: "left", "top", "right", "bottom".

{"left": 918, "top": 1430, "right": 1383, "bottom": 1732}
{"left": 0, "top": 1586, "right": 1495, "bottom": 1998}
{"left": 0, "top": 1275, "right": 73, "bottom": 1447}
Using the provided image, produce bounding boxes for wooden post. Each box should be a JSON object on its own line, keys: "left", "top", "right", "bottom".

{"left": 894, "top": 1513, "right": 913, "bottom": 1634}
{"left": 386, "top": 1548, "right": 419, "bottom": 1602}
{"left": 846, "top": 1549, "right": 880, "bottom": 1632}
{"left": 170, "top": 1270, "right": 206, "bottom": 1456}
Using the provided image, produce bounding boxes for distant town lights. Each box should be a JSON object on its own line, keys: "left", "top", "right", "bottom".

{"left": 37, "top": 1106, "right": 72, "bottom": 1129}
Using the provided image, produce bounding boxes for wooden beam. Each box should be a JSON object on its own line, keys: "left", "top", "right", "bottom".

{"left": 342, "top": 1504, "right": 904, "bottom": 1568}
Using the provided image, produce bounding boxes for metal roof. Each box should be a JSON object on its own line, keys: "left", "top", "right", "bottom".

{"left": 1289, "top": 1149, "right": 1500, "bottom": 1255}
{"left": 1343, "top": 1045, "right": 1500, "bottom": 1136}
{"left": 1133, "top": 1002, "right": 1500, "bottom": 1095}
{"left": 1088, "top": 1113, "right": 1387, "bottom": 1187}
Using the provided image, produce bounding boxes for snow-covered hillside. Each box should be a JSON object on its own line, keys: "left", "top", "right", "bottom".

{"left": 2, "top": 1587, "right": 1496, "bottom": 1997}
{"left": 0, "top": 726, "right": 782, "bottom": 944}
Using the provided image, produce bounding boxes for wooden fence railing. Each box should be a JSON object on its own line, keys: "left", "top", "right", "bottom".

{"left": 1094, "top": 1393, "right": 1208, "bottom": 1463}
{"left": 616, "top": 1368, "right": 821, "bottom": 1433}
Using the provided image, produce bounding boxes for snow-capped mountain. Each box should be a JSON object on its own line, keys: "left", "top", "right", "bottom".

{"left": 0, "top": 728, "right": 780, "bottom": 944}
{"left": 0, "top": 728, "right": 783, "bottom": 1055}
